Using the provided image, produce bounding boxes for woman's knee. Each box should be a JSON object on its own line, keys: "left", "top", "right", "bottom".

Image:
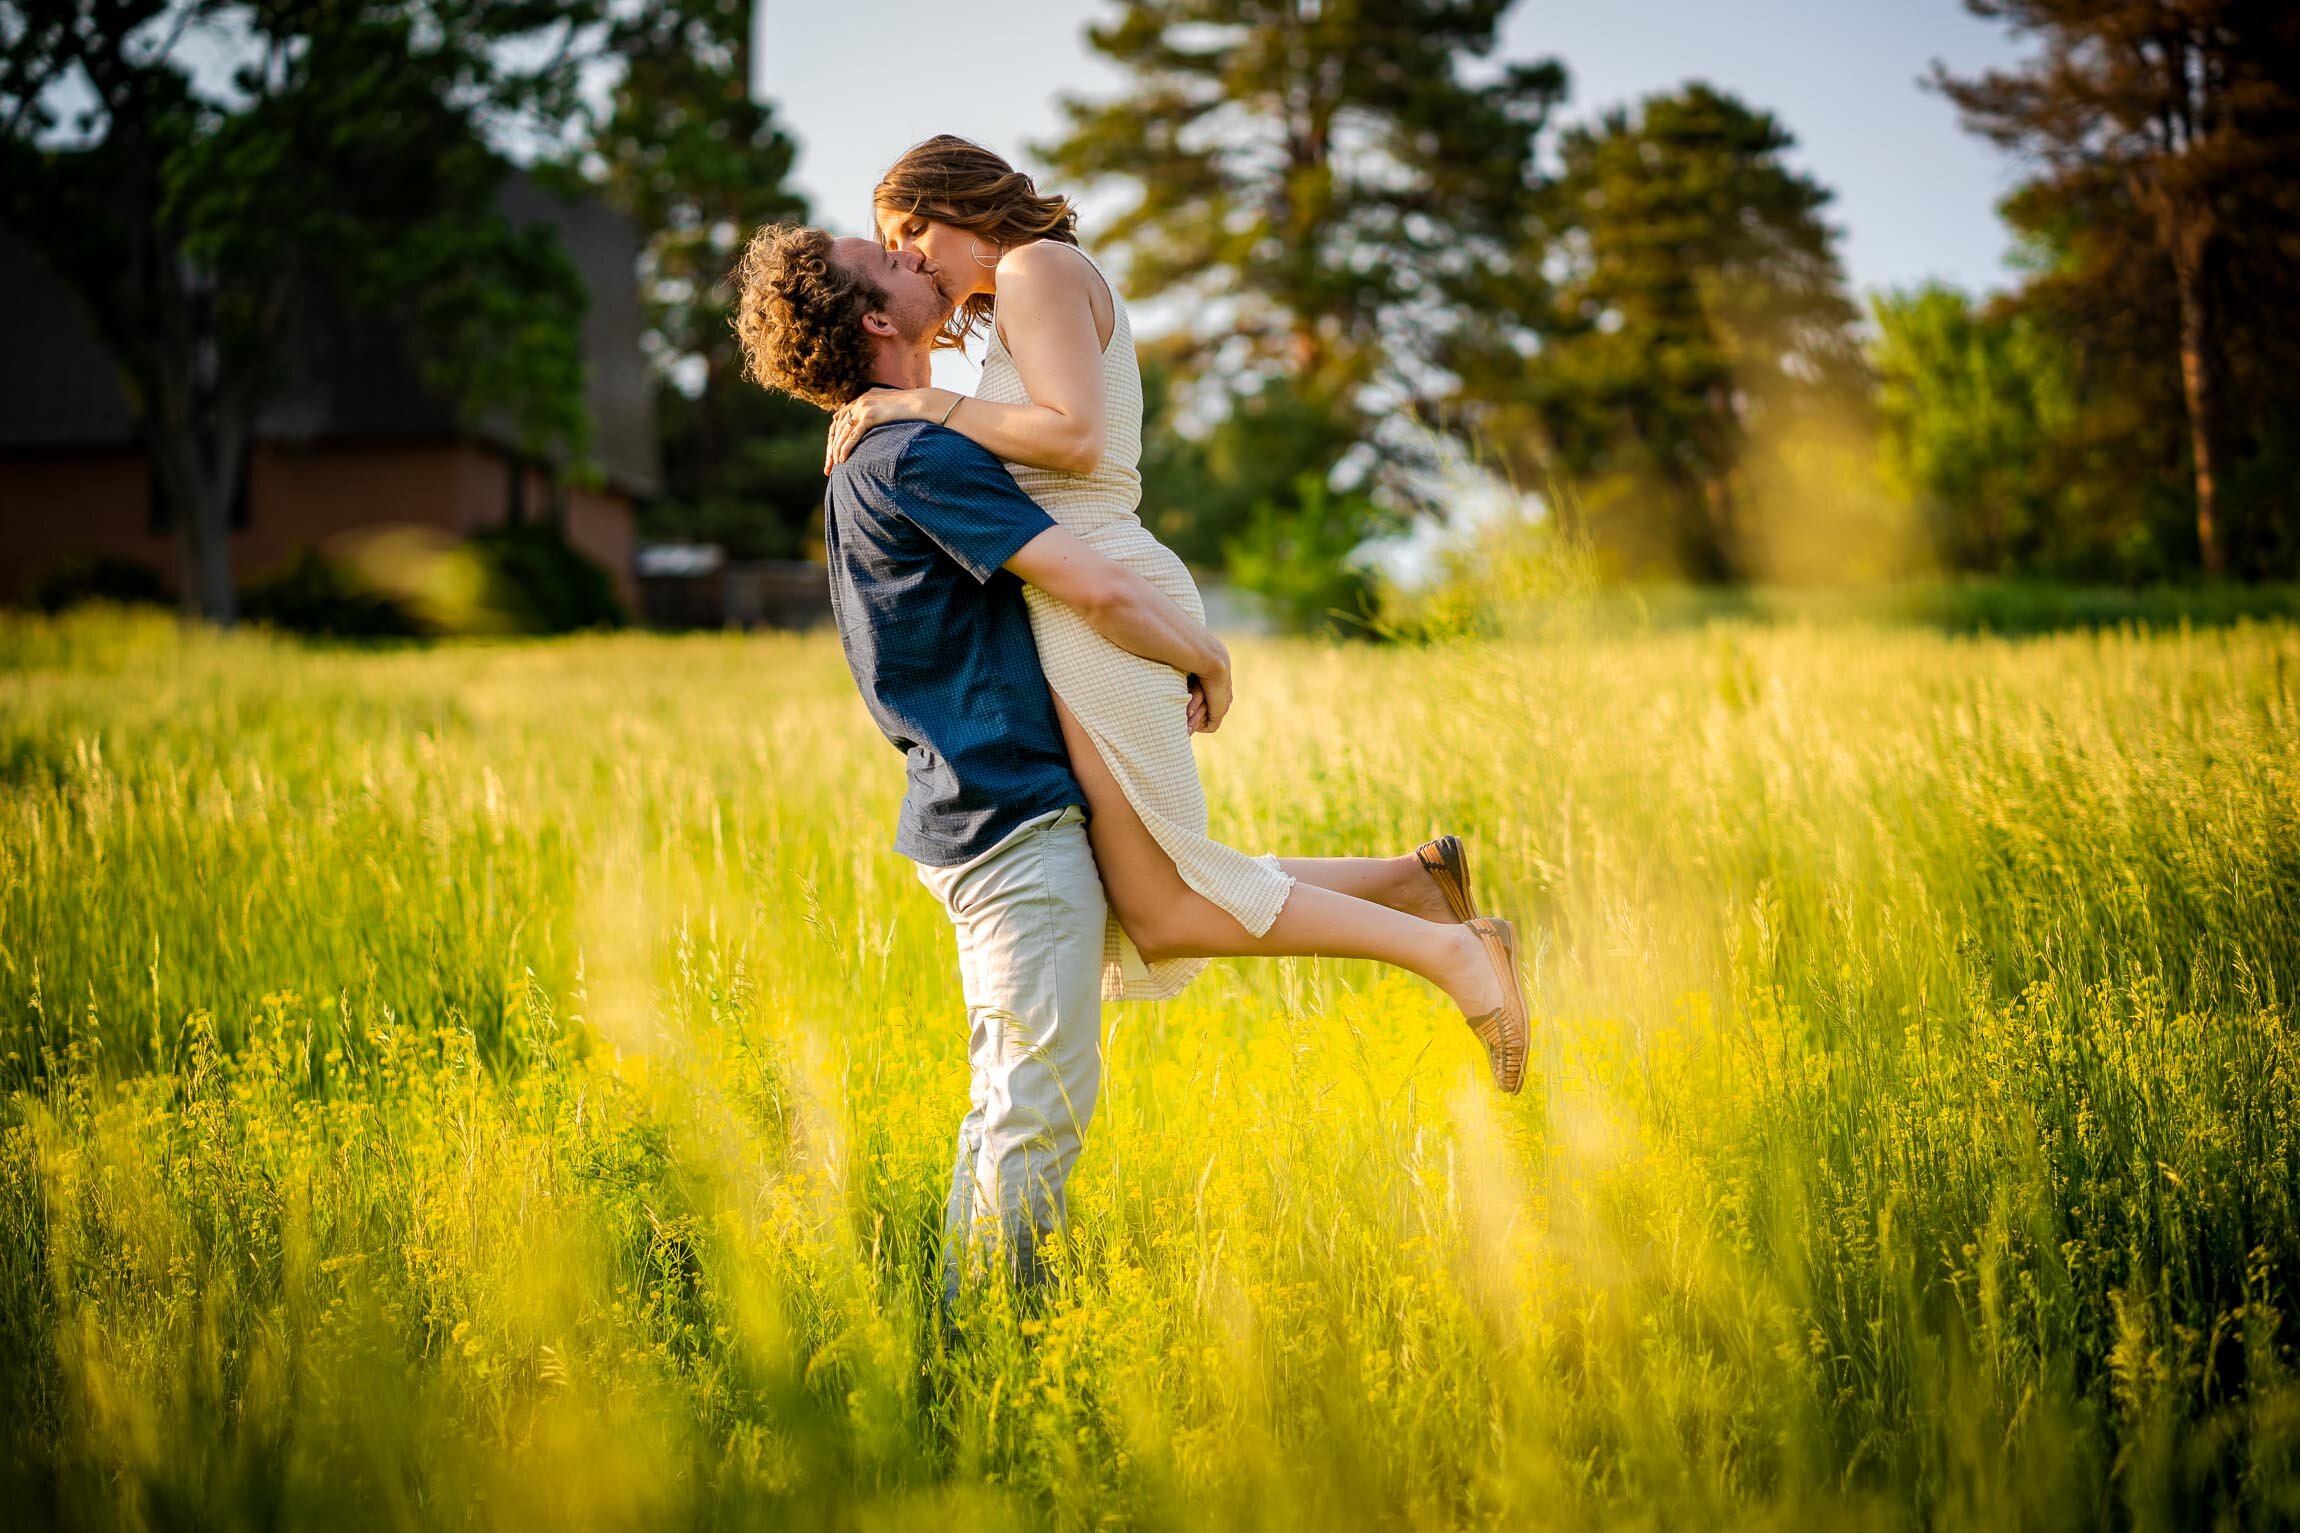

{"left": 1113, "top": 896, "right": 1196, "bottom": 965}
{"left": 1124, "top": 893, "right": 1249, "bottom": 964}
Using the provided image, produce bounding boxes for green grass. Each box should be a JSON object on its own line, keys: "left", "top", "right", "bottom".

{"left": 1381, "top": 574, "right": 2300, "bottom": 644}
{"left": 3, "top": 605, "right": 2297, "bottom": 1529}
{"left": 1613, "top": 579, "right": 2300, "bottom": 634}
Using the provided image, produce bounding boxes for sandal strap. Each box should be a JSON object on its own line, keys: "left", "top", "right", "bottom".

{"left": 1464, "top": 916, "right": 1528, "bottom": 1094}
{"left": 1415, "top": 834, "right": 1480, "bottom": 923}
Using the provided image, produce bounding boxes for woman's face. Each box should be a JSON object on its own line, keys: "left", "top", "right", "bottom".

{"left": 876, "top": 207, "right": 990, "bottom": 305}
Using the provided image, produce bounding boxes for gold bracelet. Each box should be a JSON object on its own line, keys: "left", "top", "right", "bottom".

{"left": 937, "top": 394, "right": 962, "bottom": 427}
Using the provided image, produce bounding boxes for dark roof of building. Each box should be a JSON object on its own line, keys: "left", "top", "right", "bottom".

{"left": 0, "top": 231, "right": 140, "bottom": 447}
{"left": 0, "top": 168, "right": 660, "bottom": 496}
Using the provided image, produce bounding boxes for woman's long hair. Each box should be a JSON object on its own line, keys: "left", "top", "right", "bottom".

{"left": 873, "top": 135, "right": 1078, "bottom": 349}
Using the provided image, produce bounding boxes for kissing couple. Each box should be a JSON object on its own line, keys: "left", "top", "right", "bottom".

{"left": 732, "top": 136, "right": 1530, "bottom": 1305}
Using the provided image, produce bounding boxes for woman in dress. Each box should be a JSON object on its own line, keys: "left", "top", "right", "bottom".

{"left": 823, "top": 137, "right": 1529, "bottom": 1092}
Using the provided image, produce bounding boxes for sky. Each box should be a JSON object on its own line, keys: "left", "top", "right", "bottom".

{"left": 756, "top": 0, "right": 2036, "bottom": 314}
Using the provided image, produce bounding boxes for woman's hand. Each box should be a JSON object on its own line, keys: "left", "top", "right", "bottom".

{"left": 824, "top": 388, "right": 948, "bottom": 472}
{"left": 1187, "top": 650, "right": 1232, "bottom": 734}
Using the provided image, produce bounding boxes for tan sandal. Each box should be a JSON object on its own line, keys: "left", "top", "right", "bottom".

{"left": 1415, "top": 834, "right": 1480, "bottom": 923}
{"left": 1462, "top": 916, "right": 1529, "bottom": 1094}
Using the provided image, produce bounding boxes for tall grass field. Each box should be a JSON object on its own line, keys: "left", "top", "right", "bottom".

{"left": 3, "top": 606, "right": 2296, "bottom": 1529}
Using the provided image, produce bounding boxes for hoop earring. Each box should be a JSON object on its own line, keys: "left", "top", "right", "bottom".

{"left": 970, "top": 238, "right": 1003, "bottom": 270}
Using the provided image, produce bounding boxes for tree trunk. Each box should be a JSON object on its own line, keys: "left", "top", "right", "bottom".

{"left": 1695, "top": 386, "right": 1740, "bottom": 581}
{"left": 2171, "top": 229, "right": 2226, "bottom": 576}
{"left": 1700, "top": 472, "right": 1735, "bottom": 581}
{"left": 189, "top": 488, "right": 237, "bottom": 623}
{"left": 144, "top": 242, "right": 248, "bottom": 624}
{"left": 1668, "top": 464, "right": 1729, "bottom": 582}
{"left": 545, "top": 459, "right": 568, "bottom": 531}
{"left": 156, "top": 420, "right": 243, "bottom": 626}
{"left": 1537, "top": 454, "right": 1582, "bottom": 544}
{"left": 696, "top": 358, "right": 727, "bottom": 491}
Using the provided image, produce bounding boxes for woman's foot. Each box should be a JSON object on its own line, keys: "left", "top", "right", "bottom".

{"left": 1386, "top": 853, "right": 1459, "bottom": 923}
{"left": 1436, "top": 918, "right": 1529, "bottom": 1093}
{"left": 1435, "top": 923, "right": 1503, "bottom": 1016}
{"left": 1412, "top": 835, "right": 1479, "bottom": 923}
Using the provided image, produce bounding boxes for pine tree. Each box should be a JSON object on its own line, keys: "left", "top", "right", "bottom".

{"left": 584, "top": 0, "right": 824, "bottom": 558}
{"left": 1451, "top": 84, "right": 1861, "bottom": 580}
{"left": 1934, "top": 0, "right": 2300, "bottom": 576}
{"left": 1044, "top": 0, "right": 1562, "bottom": 624}
{"left": 1045, "top": 0, "right": 1564, "bottom": 408}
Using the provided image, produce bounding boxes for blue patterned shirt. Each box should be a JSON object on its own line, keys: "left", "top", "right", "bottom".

{"left": 823, "top": 417, "right": 1083, "bottom": 866}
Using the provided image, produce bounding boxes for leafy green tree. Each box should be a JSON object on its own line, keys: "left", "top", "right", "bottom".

{"left": 1137, "top": 355, "right": 1364, "bottom": 561}
{"left": 1935, "top": 0, "right": 2300, "bottom": 576}
{"left": 0, "top": 0, "right": 606, "bottom": 622}
{"left": 1876, "top": 249, "right": 2217, "bottom": 583}
{"left": 1880, "top": 138, "right": 2300, "bottom": 584}
{"left": 1873, "top": 277, "right": 2210, "bottom": 581}
{"left": 1136, "top": 356, "right": 1396, "bottom": 630}
{"left": 1873, "top": 285, "right": 2080, "bottom": 573}
{"left": 1046, "top": 0, "right": 1563, "bottom": 625}
{"left": 584, "top": 0, "right": 823, "bottom": 558}
{"left": 649, "top": 384, "right": 827, "bottom": 560}
{"left": 1221, "top": 474, "right": 1390, "bottom": 636}
{"left": 1449, "top": 83, "right": 1864, "bottom": 581}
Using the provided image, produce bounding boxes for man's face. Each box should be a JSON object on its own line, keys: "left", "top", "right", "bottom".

{"left": 830, "top": 236, "right": 949, "bottom": 345}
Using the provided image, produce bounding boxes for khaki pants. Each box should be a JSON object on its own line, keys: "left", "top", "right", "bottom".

{"left": 914, "top": 804, "right": 1104, "bottom": 1302}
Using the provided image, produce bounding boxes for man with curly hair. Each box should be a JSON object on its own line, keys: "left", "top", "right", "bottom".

{"left": 731, "top": 224, "right": 1235, "bottom": 1314}
{"left": 729, "top": 225, "right": 937, "bottom": 410}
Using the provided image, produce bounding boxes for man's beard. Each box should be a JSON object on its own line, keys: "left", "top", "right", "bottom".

{"left": 903, "top": 304, "right": 952, "bottom": 343}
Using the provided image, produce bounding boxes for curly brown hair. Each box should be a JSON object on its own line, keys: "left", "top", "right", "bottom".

{"left": 729, "top": 224, "right": 887, "bottom": 410}
{"left": 873, "top": 136, "right": 1078, "bottom": 350}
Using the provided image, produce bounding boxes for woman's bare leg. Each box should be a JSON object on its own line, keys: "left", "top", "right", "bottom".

{"left": 1052, "top": 698, "right": 1503, "bottom": 1016}
{"left": 1279, "top": 855, "right": 1457, "bottom": 923}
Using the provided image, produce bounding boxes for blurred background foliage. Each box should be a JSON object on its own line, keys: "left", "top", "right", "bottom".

{"left": 0, "top": 0, "right": 606, "bottom": 624}
{"left": 582, "top": 0, "right": 829, "bottom": 562}
{"left": 4, "top": 0, "right": 2297, "bottom": 634}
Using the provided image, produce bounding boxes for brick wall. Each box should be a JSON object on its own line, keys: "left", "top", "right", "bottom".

{"left": 0, "top": 442, "right": 637, "bottom": 611}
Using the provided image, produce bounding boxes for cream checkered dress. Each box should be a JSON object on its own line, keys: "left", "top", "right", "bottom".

{"left": 976, "top": 244, "right": 1296, "bottom": 1001}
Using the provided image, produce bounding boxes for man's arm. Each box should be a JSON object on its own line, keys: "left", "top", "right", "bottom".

{"left": 875, "top": 432, "right": 1236, "bottom": 728}
{"left": 1006, "top": 526, "right": 1232, "bottom": 728}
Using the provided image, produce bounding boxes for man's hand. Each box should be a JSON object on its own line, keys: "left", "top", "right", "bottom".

{"left": 1187, "top": 648, "right": 1232, "bottom": 733}
{"left": 1005, "top": 527, "right": 1233, "bottom": 709}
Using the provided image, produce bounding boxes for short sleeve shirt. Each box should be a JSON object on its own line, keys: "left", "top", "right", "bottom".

{"left": 822, "top": 416, "right": 1083, "bottom": 866}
